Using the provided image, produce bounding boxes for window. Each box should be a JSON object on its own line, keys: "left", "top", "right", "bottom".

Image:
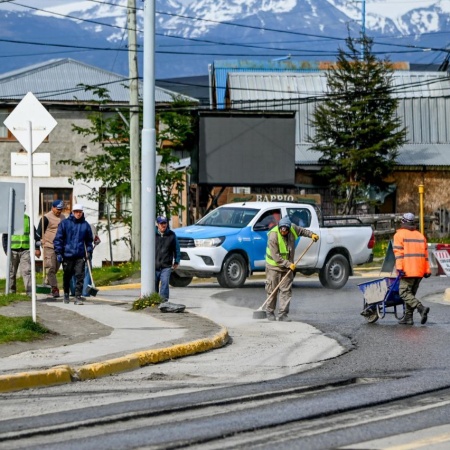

{"left": 39, "top": 188, "right": 73, "bottom": 215}
{"left": 0, "top": 111, "right": 12, "bottom": 140}
{"left": 288, "top": 208, "right": 311, "bottom": 227}
{"left": 98, "top": 187, "right": 131, "bottom": 220}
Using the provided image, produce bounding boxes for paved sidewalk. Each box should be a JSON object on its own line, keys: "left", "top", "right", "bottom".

{"left": 1, "top": 274, "right": 447, "bottom": 393}
{"left": 0, "top": 282, "right": 347, "bottom": 392}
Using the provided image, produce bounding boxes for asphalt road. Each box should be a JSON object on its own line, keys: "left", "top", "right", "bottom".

{"left": 1, "top": 275, "right": 450, "bottom": 449}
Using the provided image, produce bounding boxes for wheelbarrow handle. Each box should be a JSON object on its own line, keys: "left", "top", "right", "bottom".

{"left": 259, "top": 239, "right": 316, "bottom": 310}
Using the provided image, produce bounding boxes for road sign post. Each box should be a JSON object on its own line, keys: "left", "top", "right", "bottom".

{"left": 3, "top": 92, "right": 57, "bottom": 322}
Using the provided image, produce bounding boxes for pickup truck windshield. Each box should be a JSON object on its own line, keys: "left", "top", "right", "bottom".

{"left": 197, "top": 208, "right": 258, "bottom": 228}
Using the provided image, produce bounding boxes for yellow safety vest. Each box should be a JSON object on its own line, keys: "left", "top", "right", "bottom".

{"left": 11, "top": 215, "right": 30, "bottom": 250}
{"left": 265, "top": 225, "right": 299, "bottom": 266}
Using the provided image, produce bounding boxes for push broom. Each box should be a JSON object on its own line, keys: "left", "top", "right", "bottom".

{"left": 252, "top": 239, "right": 315, "bottom": 320}
{"left": 84, "top": 244, "right": 99, "bottom": 297}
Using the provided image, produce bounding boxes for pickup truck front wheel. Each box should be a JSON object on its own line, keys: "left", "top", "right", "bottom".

{"left": 319, "top": 254, "right": 350, "bottom": 289}
{"left": 217, "top": 254, "right": 247, "bottom": 288}
{"left": 169, "top": 272, "right": 193, "bottom": 287}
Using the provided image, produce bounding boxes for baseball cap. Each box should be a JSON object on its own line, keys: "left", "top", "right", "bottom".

{"left": 52, "top": 200, "right": 64, "bottom": 209}
{"left": 157, "top": 216, "right": 168, "bottom": 224}
{"left": 72, "top": 203, "right": 84, "bottom": 211}
{"left": 401, "top": 213, "right": 415, "bottom": 224}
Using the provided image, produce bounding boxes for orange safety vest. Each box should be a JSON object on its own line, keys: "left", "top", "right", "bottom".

{"left": 393, "top": 227, "right": 430, "bottom": 277}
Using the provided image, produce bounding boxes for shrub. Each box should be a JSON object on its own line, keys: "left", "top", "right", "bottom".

{"left": 132, "top": 292, "right": 164, "bottom": 310}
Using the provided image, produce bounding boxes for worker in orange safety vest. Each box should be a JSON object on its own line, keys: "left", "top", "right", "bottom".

{"left": 393, "top": 212, "right": 431, "bottom": 325}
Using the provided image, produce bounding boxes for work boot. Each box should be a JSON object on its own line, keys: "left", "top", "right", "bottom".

{"left": 417, "top": 303, "right": 430, "bottom": 325}
{"left": 278, "top": 314, "right": 292, "bottom": 322}
{"left": 63, "top": 294, "right": 70, "bottom": 304}
{"left": 51, "top": 287, "right": 60, "bottom": 298}
{"left": 398, "top": 310, "right": 414, "bottom": 325}
{"left": 267, "top": 312, "right": 276, "bottom": 321}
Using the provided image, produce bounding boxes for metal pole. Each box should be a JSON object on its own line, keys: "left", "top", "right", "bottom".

{"left": 27, "top": 121, "right": 37, "bottom": 323}
{"left": 419, "top": 184, "right": 425, "bottom": 234}
{"left": 106, "top": 199, "right": 114, "bottom": 266}
{"left": 360, "top": 0, "right": 366, "bottom": 60}
{"left": 141, "top": 0, "right": 156, "bottom": 296}
{"left": 5, "top": 188, "right": 14, "bottom": 294}
{"left": 128, "top": 0, "right": 141, "bottom": 262}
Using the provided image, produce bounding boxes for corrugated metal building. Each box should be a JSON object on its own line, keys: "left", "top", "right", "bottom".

{"left": 222, "top": 70, "right": 450, "bottom": 218}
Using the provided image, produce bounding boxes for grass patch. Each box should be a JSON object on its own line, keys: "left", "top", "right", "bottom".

{"left": 0, "top": 315, "right": 49, "bottom": 344}
{"left": 132, "top": 292, "right": 164, "bottom": 310}
{"left": 0, "top": 293, "right": 31, "bottom": 307}
{"left": 0, "top": 261, "right": 141, "bottom": 293}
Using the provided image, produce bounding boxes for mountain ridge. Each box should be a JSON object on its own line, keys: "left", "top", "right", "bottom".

{"left": 0, "top": 0, "right": 449, "bottom": 79}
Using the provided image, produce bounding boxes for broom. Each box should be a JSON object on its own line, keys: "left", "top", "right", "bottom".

{"left": 252, "top": 240, "right": 315, "bottom": 319}
{"left": 84, "top": 244, "right": 99, "bottom": 297}
{"left": 36, "top": 194, "right": 52, "bottom": 295}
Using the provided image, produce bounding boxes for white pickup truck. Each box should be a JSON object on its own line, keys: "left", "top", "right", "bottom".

{"left": 171, "top": 202, "right": 375, "bottom": 289}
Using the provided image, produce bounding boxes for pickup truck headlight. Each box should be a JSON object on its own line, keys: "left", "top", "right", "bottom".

{"left": 194, "top": 237, "right": 225, "bottom": 247}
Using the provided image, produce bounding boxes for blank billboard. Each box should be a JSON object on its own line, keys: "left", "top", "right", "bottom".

{"left": 198, "top": 112, "right": 296, "bottom": 186}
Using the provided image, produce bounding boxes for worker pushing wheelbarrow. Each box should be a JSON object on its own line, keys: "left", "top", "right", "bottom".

{"left": 359, "top": 212, "right": 431, "bottom": 325}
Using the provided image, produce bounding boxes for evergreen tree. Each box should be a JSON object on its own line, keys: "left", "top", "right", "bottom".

{"left": 308, "top": 35, "right": 407, "bottom": 214}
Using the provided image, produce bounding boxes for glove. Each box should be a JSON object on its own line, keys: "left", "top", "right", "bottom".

{"left": 290, "top": 263, "right": 296, "bottom": 271}
{"left": 311, "top": 233, "right": 319, "bottom": 242}
{"left": 424, "top": 273, "right": 431, "bottom": 278}
{"left": 398, "top": 270, "right": 405, "bottom": 277}
{"left": 56, "top": 254, "right": 63, "bottom": 263}
{"left": 87, "top": 252, "right": 93, "bottom": 261}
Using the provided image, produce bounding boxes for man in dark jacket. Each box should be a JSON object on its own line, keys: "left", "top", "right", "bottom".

{"left": 155, "top": 216, "right": 181, "bottom": 301}
{"left": 54, "top": 204, "right": 93, "bottom": 305}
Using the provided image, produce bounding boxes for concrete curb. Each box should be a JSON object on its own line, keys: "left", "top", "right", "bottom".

{"left": 0, "top": 327, "right": 229, "bottom": 393}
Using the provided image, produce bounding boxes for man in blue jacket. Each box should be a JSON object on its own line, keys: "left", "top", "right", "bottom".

{"left": 54, "top": 204, "right": 93, "bottom": 305}
{"left": 155, "top": 216, "right": 180, "bottom": 302}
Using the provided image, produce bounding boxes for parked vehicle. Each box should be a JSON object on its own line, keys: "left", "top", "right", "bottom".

{"left": 172, "top": 202, "right": 375, "bottom": 289}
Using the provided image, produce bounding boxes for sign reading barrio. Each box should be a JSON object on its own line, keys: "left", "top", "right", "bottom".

{"left": 227, "top": 193, "right": 321, "bottom": 205}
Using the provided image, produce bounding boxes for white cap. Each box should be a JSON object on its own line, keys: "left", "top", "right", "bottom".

{"left": 72, "top": 203, "right": 84, "bottom": 211}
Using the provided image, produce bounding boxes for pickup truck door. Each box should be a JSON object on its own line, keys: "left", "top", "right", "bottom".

{"left": 251, "top": 209, "right": 281, "bottom": 270}
{"left": 286, "top": 207, "right": 320, "bottom": 268}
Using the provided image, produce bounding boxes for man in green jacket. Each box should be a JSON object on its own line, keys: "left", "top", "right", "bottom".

{"left": 2, "top": 214, "right": 41, "bottom": 296}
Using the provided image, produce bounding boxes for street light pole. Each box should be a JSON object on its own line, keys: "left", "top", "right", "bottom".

{"left": 141, "top": 0, "right": 156, "bottom": 296}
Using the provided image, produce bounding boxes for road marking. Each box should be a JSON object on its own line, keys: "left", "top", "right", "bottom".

{"left": 384, "top": 431, "right": 450, "bottom": 449}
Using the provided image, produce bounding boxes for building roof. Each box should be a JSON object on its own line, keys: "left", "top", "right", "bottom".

{"left": 226, "top": 71, "right": 450, "bottom": 105}
{"left": 0, "top": 59, "right": 198, "bottom": 104}
{"left": 156, "top": 75, "right": 210, "bottom": 106}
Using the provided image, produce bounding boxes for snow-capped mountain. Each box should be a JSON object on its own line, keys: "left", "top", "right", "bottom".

{"left": 1, "top": 0, "right": 449, "bottom": 79}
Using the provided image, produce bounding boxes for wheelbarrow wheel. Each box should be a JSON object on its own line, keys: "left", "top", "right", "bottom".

{"left": 361, "top": 305, "right": 379, "bottom": 323}
{"left": 366, "top": 311, "right": 379, "bottom": 323}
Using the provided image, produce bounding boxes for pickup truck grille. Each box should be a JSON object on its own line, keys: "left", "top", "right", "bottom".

{"left": 178, "top": 237, "right": 195, "bottom": 248}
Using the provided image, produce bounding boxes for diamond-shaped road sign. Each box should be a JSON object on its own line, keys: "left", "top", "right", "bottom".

{"left": 3, "top": 92, "right": 57, "bottom": 153}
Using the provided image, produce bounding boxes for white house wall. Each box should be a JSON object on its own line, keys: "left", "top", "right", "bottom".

{"left": 0, "top": 175, "right": 131, "bottom": 279}
{"left": 0, "top": 107, "right": 131, "bottom": 280}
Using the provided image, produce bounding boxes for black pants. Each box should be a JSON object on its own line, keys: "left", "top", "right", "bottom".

{"left": 62, "top": 258, "right": 85, "bottom": 296}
